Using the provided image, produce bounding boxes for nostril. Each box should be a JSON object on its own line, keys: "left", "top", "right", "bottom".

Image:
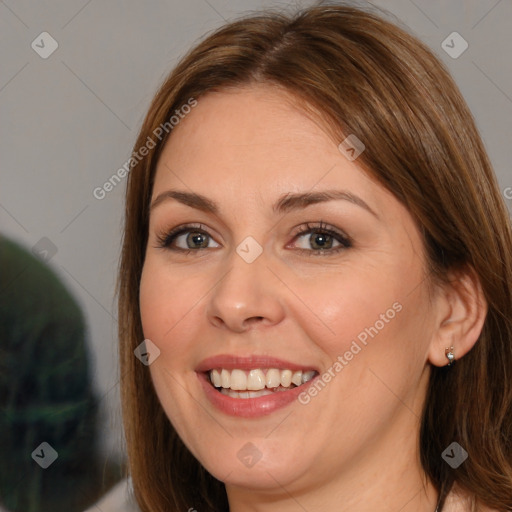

{"left": 245, "top": 316, "right": 265, "bottom": 325}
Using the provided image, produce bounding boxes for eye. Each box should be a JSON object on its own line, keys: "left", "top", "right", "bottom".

{"left": 155, "top": 224, "right": 220, "bottom": 252}
{"left": 289, "top": 221, "right": 352, "bottom": 256}
{"left": 155, "top": 221, "right": 352, "bottom": 256}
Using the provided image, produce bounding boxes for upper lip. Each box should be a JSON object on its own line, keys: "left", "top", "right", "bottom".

{"left": 195, "top": 354, "right": 319, "bottom": 373}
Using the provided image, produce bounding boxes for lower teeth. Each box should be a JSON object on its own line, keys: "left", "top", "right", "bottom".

{"left": 218, "top": 385, "right": 296, "bottom": 399}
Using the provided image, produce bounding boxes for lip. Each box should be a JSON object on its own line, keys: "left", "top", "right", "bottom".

{"left": 195, "top": 354, "right": 319, "bottom": 373}
{"left": 197, "top": 372, "right": 319, "bottom": 418}
{"left": 195, "top": 354, "right": 320, "bottom": 418}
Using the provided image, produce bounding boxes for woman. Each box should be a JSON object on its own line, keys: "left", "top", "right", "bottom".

{"left": 117, "top": 3, "right": 512, "bottom": 511}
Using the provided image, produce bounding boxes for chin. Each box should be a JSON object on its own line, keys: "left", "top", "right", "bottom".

{"left": 195, "top": 439, "right": 313, "bottom": 492}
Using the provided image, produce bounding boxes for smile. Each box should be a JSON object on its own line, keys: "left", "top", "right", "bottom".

{"left": 209, "top": 368, "right": 317, "bottom": 398}
{"left": 196, "top": 354, "right": 320, "bottom": 417}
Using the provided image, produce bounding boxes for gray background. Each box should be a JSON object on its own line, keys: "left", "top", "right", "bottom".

{"left": 1, "top": 0, "right": 511, "bottom": 472}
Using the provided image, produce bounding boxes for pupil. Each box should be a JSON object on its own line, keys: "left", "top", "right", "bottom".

{"left": 188, "top": 232, "right": 208, "bottom": 248}
{"left": 312, "top": 232, "right": 332, "bottom": 249}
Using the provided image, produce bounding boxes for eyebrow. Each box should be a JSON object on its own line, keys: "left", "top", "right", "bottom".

{"left": 150, "top": 189, "right": 379, "bottom": 218}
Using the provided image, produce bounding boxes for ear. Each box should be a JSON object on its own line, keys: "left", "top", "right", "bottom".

{"left": 428, "top": 266, "right": 488, "bottom": 367}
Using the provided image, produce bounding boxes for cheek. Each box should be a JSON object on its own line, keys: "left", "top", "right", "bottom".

{"left": 139, "top": 260, "right": 201, "bottom": 426}
{"left": 288, "top": 268, "right": 405, "bottom": 360}
{"left": 139, "top": 259, "right": 199, "bottom": 353}
{"left": 139, "top": 261, "right": 168, "bottom": 341}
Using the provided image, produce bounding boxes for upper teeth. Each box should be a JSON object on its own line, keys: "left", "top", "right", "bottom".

{"left": 209, "top": 368, "right": 316, "bottom": 391}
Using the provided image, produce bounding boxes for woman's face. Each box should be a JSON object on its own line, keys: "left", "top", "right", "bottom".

{"left": 140, "top": 85, "right": 439, "bottom": 496}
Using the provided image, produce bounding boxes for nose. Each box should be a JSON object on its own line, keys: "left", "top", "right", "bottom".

{"left": 206, "top": 249, "right": 286, "bottom": 333}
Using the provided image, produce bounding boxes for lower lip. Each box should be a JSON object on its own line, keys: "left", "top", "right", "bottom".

{"left": 197, "top": 372, "right": 317, "bottom": 418}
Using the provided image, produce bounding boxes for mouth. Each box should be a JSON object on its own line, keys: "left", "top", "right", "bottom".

{"left": 206, "top": 368, "right": 319, "bottom": 399}
{"left": 196, "top": 355, "right": 320, "bottom": 417}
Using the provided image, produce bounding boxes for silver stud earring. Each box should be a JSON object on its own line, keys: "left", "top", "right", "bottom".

{"left": 445, "top": 346, "right": 455, "bottom": 366}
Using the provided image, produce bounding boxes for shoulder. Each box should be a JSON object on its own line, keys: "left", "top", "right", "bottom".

{"left": 83, "top": 477, "right": 141, "bottom": 512}
{"left": 443, "top": 484, "right": 500, "bottom": 512}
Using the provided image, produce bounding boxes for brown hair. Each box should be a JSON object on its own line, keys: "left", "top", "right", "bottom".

{"left": 117, "top": 3, "right": 512, "bottom": 511}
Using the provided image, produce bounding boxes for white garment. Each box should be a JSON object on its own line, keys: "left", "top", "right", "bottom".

{"left": 83, "top": 477, "right": 141, "bottom": 512}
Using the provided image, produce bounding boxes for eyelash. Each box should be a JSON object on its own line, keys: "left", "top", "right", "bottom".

{"left": 154, "top": 221, "right": 353, "bottom": 257}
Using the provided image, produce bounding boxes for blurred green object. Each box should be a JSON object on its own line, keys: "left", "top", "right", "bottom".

{"left": 0, "top": 235, "right": 104, "bottom": 511}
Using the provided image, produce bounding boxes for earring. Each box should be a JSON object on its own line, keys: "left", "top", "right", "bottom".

{"left": 445, "top": 346, "right": 455, "bottom": 366}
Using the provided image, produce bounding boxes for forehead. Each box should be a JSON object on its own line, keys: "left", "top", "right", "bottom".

{"left": 151, "top": 85, "right": 403, "bottom": 227}
{"left": 160, "top": 87, "right": 332, "bottom": 172}
{"left": 157, "top": 87, "right": 357, "bottom": 186}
